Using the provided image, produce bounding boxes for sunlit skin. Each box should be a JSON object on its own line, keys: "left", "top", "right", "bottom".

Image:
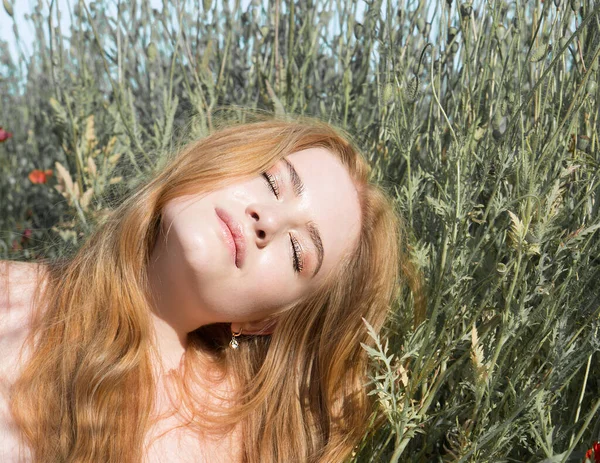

{"left": 146, "top": 147, "right": 362, "bottom": 368}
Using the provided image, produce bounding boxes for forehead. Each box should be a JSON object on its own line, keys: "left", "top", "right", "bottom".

{"left": 285, "top": 148, "right": 361, "bottom": 281}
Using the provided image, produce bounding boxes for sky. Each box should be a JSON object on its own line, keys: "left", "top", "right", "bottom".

{"left": 0, "top": 0, "right": 99, "bottom": 60}
{"left": 0, "top": 0, "right": 260, "bottom": 61}
{"left": 0, "top": 0, "right": 381, "bottom": 65}
{"left": 0, "top": 0, "right": 451, "bottom": 86}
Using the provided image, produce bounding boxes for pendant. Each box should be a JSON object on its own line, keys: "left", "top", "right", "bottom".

{"left": 229, "top": 337, "right": 239, "bottom": 349}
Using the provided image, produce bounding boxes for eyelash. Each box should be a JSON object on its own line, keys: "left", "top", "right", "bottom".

{"left": 262, "top": 172, "right": 304, "bottom": 273}
{"left": 262, "top": 172, "right": 280, "bottom": 198}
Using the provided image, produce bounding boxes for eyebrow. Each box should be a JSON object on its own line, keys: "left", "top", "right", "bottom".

{"left": 282, "top": 158, "right": 324, "bottom": 277}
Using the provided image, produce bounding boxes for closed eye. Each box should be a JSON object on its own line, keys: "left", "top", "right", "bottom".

{"left": 262, "top": 172, "right": 279, "bottom": 198}
{"left": 262, "top": 171, "right": 304, "bottom": 274}
{"left": 290, "top": 235, "right": 304, "bottom": 273}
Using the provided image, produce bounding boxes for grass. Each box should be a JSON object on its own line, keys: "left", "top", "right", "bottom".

{"left": 1, "top": 0, "right": 599, "bottom": 461}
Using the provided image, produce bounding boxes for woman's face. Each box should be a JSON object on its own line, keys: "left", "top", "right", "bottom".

{"left": 151, "top": 147, "right": 361, "bottom": 329}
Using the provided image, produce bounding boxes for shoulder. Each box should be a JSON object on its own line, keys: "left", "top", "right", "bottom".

{"left": 0, "top": 260, "right": 48, "bottom": 314}
{"left": 0, "top": 260, "right": 49, "bottom": 384}
{"left": 0, "top": 261, "right": 42, "bottom": 462}
{"left": 0, "top": 260, "right": 49, "bottom": 352}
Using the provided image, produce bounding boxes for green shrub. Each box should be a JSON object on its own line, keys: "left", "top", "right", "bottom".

{"left": 1, "top": 0, "right": 599, "bottom": 461}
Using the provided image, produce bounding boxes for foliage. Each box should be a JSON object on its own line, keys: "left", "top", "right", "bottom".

{"left": 1, "top": 0, "right": 599, "bottom": 461}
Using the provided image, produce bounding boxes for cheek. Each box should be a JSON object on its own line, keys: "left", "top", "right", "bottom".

{"left": 226, "top": 178, "right": 263, "bottom": 202}
{"left": 259, "top": 243, "right": 295, "bottom": 278}
{"left": 244, "top": 256, "right": 301, "bottom": 310}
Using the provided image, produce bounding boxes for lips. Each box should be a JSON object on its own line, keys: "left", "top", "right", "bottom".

{"left": 215, "top": 208, "right": 246, "bottom": 268}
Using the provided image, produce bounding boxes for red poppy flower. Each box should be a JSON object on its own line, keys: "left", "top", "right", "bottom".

{"left": 583, "top": 441, "right": 600, "bottom": 463}
{"left": 28, "top": 169, "right": 47, "bottom": 184}
{"left": 0, "top": 127, "right": 13, "bottom": 142}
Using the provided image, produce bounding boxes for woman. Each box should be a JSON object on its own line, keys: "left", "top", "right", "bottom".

{"left": 1, "top": 113, "right": 426, "bottom": 462}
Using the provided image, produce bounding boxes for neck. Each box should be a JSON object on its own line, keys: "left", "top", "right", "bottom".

{"left": 148, "top": 311, "right": 188, "bottom": 374}
{"left": 146, "top": 238, "right": 194, "bottom": 374}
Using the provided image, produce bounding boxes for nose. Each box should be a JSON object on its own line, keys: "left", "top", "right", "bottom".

{"left": 247, "top": 203, "right": 292, "bottom": 246}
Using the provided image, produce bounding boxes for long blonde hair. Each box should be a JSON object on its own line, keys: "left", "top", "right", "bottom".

{"left": 10, "top": 112, "right": 426, "bottom": 462}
